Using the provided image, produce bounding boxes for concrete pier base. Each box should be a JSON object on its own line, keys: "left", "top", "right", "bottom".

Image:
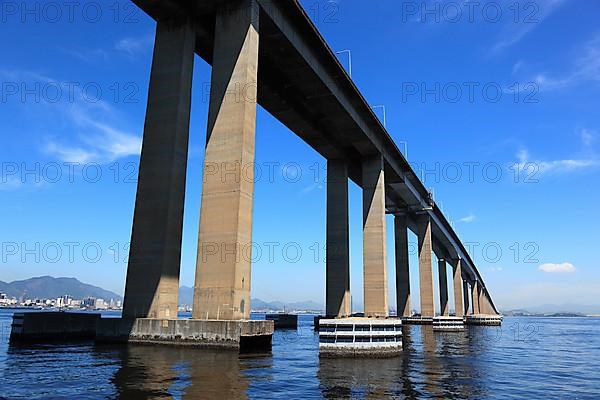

{"left": 10, "top": 312, "right": 100, "bottom": 342}
{"left": 465, "top": 314, "right": 503, "bottom": 326}
{"left": 401, "top": 316, "right": 434, "bottom": 325}
{"left": 96, "top": 318, "right": 274, "bottom": 352}
{"left": 433, "top": 316, "right": 465, "bottom": 332}
{"left": 319, "top": 318, "right": 402, "bottom": 358}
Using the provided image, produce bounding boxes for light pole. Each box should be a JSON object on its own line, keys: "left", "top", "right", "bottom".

{"left": 371, "top": 105, "right": 387, "bottom": 128}
{"left": 335, "top": 49, "right": 353, "bottom": 78}
{"left": 399, "top": 141, "right": 408, "bottom": 159}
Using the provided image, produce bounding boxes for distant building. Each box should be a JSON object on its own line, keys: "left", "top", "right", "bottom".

{"left": 83, "top": 297, "right": 96, "bottom": 308}
{"left": 95, "top": 299, "right": 107, "bottom": 310}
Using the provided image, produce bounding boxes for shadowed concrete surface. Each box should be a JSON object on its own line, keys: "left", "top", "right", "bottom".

{"left": 394, "top": 215, "right": 411, "bottom": 317}
{"left": 438, "top": 259, "right": 449, "bottom": 316}
{"left": 122, "top": 18, "right": 195, "bottom": 320}
{"left": 326, "top": 159, "right": 351, "bottom": 318}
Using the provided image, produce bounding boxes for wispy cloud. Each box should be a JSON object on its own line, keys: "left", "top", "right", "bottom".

{"left": 458, "top": 214, "right": 476, "bottom": 223}
{"left": 538, "top": 262, "right": 576, "bottom": 273}
{"left": 57, "top": 46, "right": 110, "bottom": 63}
{"left": 491, "top": 0, "right": 566, "bottom": 54}
{"left": 300, "top": 182, "right": 324, "bottom": 195}
{"left": 530, "top": 35, "right": 600, "bottom": 91}
{"left": 0, "top": 68, "right": 142, "bottom": 165}
{"left": 514, "top": 148, "right": 599, "bottom": 176}
{"left": 115, "top": 35, "right": 154, "bottom": 58}
{"left": 44, "top": 103, "right": 141, "bottom": 164}
{"left": 581, "top": 129, "right": 596, "bottom": 147}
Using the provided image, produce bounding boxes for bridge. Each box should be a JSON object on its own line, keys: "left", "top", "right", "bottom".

{"left": 116, "top": 0, "right": 500, "bottom": 345}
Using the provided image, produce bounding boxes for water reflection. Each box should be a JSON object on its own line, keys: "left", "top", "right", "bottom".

{"left": 95, "top": 345, "right": 249, "bottom": 399}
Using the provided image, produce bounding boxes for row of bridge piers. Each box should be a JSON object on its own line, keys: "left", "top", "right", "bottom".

{"left": 325, "top": 157, "right": 497, "bottom": 321}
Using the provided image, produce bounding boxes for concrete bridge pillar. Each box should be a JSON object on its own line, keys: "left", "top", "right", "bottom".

{"left": 480, "top": 290, "right": 495, "bottom": 315}
{"left": 417, "top": 215, "right": 435, "bottom": 318}
{"left": 326, "top": 159, "right": 351, "bottom": 317}
{"left": 452, "top": 259, "right": 465, "bottom": 317}
{"left": 472, "top": 281, "right": 481, "bottom": 314}
{"left": 122, "top": 18, "right": 196, "bottom": 319}
{"left": 394, "top": 215, "right": 411, "bottom": 317}
{"left": 438, "top": 259, "right": 449, "bottom": 316}
{"left": 193, "top": 0, "right": 260, "bottom": 320}
{"left": 463, "top": 280, "right": 470, "bottom": 315}
{"left": 362, "top": 155, "right": 388, "bottom": 317}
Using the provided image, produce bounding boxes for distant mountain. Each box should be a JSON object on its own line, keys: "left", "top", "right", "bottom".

{"left": 179, "top": 286, "right": 194, "bottom": 306}
{"left": 0, "top": 276, "right": 122, "bottom": 301}
{"left": 508, "top": 304, "right": 600, "bottom": 315}
{"left": 250, "top": 298, "right": 323, "bottom": 312}
{"left": 177, "top": 286, "right": 322, "bottom": 311}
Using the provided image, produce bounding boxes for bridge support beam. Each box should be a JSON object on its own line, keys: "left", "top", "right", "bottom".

{"left": 463, "top": 280, "right": 470, "bottom": 315}
{"left": 362, "top": 155, "right": 388, "bottom": 317}
{"left": 480, "top": 291, "right": 495, "bottom": 315}
{"left": 417, "top": 215, "right": 435, "bottom": 318}
{"left": 438, "top": 259, "right": 449, "bottom": 316}
{"left": 472, "top": 281, "right": 481, "bottom": 314}
{"left": 394, "top": 215, "right": 411, "bottom": 317}
{"left": 193, "top": 0, "right": 260, "bottom": 320}
{"left": 326, "top": 160, "right": 351, "bottom": 317}
{"left": 452, "top": 259, "right": 465, "bottom": 317}
{"left": 122, "top": 18, "right": 195, "bottom": 319}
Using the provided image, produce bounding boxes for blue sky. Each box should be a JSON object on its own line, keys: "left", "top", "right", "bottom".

{"left": 1, "top": 0, "right": 599, "bottom": 311}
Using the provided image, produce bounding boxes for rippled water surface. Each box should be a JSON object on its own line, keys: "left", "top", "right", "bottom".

{"left": 0, "top": 310, "right": 599, "bottom": 399}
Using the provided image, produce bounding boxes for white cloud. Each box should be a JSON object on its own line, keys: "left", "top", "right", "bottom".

{"left": 581, "top": 128, "right": 596, "bottom": 147}
{"left": 512, "top": 60, "right": 524, "bottom": 75}
{"left": 530, "top": 35, "right": 600, "bottom": 91}
{"left": 538, "top": 262, "right": 576, "bottom": 273}
{"left": 115, "top": 35, "right": 153, "bottom": 58}
{"left": 57, "top": 46, "right": 109, "bottom": 63}
{"left": 514, "top": 148, "right": 599, "bottom": 176}
{"left": 44, "top": 104, "right": 141, "bottom": 164}
{"left": 458, "top": 214, "right": 476, "bottom": 223}
{"left": 0, "top": 68, "right": 143, "bottom": 165}
{"left": 491, "top": 0, "right": 566, "bottom": 54}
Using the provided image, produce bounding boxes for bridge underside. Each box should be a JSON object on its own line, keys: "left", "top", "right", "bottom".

{"left": 123, "top": 0, "right": 500, "bottom": 322}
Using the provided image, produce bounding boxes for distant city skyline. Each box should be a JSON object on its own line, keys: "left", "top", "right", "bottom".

{"left": 1, "top": 0, "right": 600, "bottom": 311}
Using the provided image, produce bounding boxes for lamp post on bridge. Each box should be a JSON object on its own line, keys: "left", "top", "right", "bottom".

{"left": 335, "top": 49, "right": 353, "bottom": 78}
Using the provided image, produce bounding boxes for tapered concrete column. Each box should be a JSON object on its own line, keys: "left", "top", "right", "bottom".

{"left": 438, "top": 259, "right": 449, "bottom": 316}
{"left": 193, "top": 0, "right": 260, "bottom": 321}
{"left": 463, "top": 280, "right": 470, "bottom": 315}
{"left": 122, "top": 19, "right": 195, "bottom": 319}
{"left": 362, "top": 155, "right": 388, "bottom": 317}
{"left": 452, "top": 259, "right": 465, "bottom": 317}
{"left": 480, "top": 291, "right": 494, "bottom": 315}
{"left": 326, "top": 159, "right": 351, "bottom": 317}
{"left": 394, "top": 215, "right": 411, "bottom": 317}
{"left": 417, "top": 215, "right": 435, "bottom": 318}
{"left": 473, "top": 281, "right": 481, "bottom": 314}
